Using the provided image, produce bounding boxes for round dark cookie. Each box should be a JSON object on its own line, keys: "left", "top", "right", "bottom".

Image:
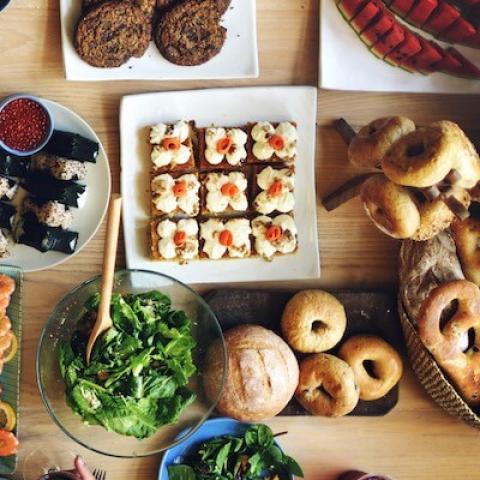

{"left": 75, "top": 0, "right": 151, "bottom": 68}
{"left": 155, "top": 0, "right": 227, "bottom": 66}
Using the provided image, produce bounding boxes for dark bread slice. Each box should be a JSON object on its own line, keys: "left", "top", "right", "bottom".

{"left": 155, "top": 0, "right": 227, "bottom": 66}
{"left": 75, "top": 0, "right": 150, "bottom": 68}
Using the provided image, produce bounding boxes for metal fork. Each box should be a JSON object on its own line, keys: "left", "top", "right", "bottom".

{"left": 92, "top": 468, "right": 107, "bottom": 480}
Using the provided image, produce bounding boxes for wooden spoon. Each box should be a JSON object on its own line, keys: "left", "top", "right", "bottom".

{"left": 86, "top": 193, "right": 122, "bottom": 366}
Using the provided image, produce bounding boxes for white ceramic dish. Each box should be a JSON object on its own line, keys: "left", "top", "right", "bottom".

{"left": 0, "top": 99, "right": 111, "bottom": 272}
{"left": 320, "top": 0, "right": 480, "bottom": 94}
{"left": 120, "top": 86, "right": 320, "bottom": 284}
{"left": 60, "top": 0, "right": 259, "bottom": 81}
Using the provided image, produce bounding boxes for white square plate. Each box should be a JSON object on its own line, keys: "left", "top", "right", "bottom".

{"left": 120, "top": 86, "right": 320, "bottom": 284}
{"left": 320, "top": 0, "right": 480, "bottom": 93}
{"left": 60, "top": 0, "right": 258, "bottom": 81}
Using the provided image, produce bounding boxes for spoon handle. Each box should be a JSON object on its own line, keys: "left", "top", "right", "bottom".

{"left": 86, "top": 194, "right": 122, "bottom": 365}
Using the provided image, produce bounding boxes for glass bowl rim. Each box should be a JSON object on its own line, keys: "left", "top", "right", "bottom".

{"left": 35, "top": 268, "right": 227, "bottom": 458}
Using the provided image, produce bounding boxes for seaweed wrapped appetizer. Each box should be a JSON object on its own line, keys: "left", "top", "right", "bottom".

{"left": 0, "top": 151, "right": 29, "bottom": 177}
{"left": 31, "top": 152, "right": 87, "bottom": 181}
{"left": 23, "top": 197, "right": 73, "bottom": 230}
{"left": 0, "top": 175, "right": 18, "bottom": 201}
{"left": 0, "top": 202, "right": 16, "bottom": 231}
{"left": 44, "top": 130, "right": 98, "bottom": 163}
{"left": 0, "top": 230, "right": 9, "bottom": 258}
{"left": 18, "top": 212, "right": 78, "bottom": 254}
{"left": 22, "top": 174, "right": 87, "bottom": 208}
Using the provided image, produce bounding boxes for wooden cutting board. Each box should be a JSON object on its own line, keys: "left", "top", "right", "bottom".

{"left": 204, "top": 288, "right": 405, "bottom": 417}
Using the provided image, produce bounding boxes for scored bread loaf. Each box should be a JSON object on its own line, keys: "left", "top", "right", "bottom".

{"left": 204, "top": 324, "right": 299, "bottom": 421}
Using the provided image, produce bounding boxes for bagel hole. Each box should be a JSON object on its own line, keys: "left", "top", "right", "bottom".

{"left": 440, "top": 300, "right": 459, "bottom": 332}
{"left": 411, "top": 189, "right": 427, "bottom": 206}
{"left": 311, "top": 320, "right": 326, "bottom": 334}
{"left": 363, "top": 360, "right": 380, "bottom": 379}
{"left": 406, "top": 144, "right": 425, "bottom": 157}
{"left": 467, "top": 328, "right": 477, "bottom": 352}
{"left": 316, "top": 384, "right": 335, "bottom": 402}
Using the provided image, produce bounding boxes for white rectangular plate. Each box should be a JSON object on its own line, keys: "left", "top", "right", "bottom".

{"left": 120, "top": 86, "right": 320, "bottom": 284}
{"left": 60, "top": 0, "right": 258, "bottom": 81}
{"left": 320, "top": 0, "right": 480, "bottom": 93}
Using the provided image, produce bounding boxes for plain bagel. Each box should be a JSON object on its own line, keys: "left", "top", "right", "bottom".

{"left": 348, "top": 116, "right": 415, "bottom": 169}
{"left": 295, "top": 353, "right": 359, "bottom": 417}
{"left": 360, "top": 174, "right": 420, "bottom": 239}
{"left": 381, "top": 121, "right": 480, "bottom": 189}
{"left": 339, "top": 335, "right": 403, "bottom": 401}
{"left": 281, "top": 290, "right": 347, "bottom": 353}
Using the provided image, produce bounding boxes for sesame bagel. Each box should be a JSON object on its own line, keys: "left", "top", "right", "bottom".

{"left": 348, "top": 116, "right": 415, "bottom": 169}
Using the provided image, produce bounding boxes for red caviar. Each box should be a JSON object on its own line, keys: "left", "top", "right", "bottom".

{"left": 0, "top": 98, "right": 50, "bottom": 152}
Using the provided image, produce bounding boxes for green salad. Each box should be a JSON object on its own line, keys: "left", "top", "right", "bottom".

{"left": 168, "top": 424, "right": 304, "bottom": 480}
{"left": 58, "top": 291, "right": 197, "bottom": 439}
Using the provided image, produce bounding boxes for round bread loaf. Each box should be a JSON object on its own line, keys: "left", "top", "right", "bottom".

{"left": 204, "top": 324, "right": 299, "bottom": 421}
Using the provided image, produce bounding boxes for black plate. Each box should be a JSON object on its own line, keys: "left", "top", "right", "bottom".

{"left": 204, "top": 288, "right": 405, "bottom": 417}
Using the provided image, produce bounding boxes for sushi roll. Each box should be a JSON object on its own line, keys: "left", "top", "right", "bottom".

{"left": 0, "top": 202, "right": 16, "bottom": 231}
{"left": 22, "top": 174, "right": 87, "bottom": 208}
{"left": 44, "top": 130, "right": 99, "bottom": 163}
{"left": 31, "top": 153, "right": 87, "bottom": 181}
{"left": 0, "top": 175, "right": 18, "bottom": 201}
{"left": 18, "top": 212, "right": 78, "bottom": 254}
{"left": 23, "top": 197, "right": 73, "bottom": 230}
{"left": 0, "top": 230, "right": 9, "bottom": 258}
{"left": 0, "top": 151, "right": 29, "bottom": 177}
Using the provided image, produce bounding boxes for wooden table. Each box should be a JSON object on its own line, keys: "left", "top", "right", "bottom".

{"left": 2, "top": 1, "right": 480, "bottom": 479}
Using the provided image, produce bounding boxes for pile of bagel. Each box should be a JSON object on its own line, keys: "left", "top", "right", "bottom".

{"left": 204, "top": 289, "right": 403, "bottom": 420}
{"left": 347, "top": 117, "right": 480, "bottom": 241}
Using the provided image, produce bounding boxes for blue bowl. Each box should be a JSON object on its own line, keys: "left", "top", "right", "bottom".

{"left": 158, "top": 417, "right": 294, "bottom": 480}
{"left": 0, "top": 94, "right": 54, "bottom": 157}
{"left": 0, "top": 0, "right": 11, "bottom": 12}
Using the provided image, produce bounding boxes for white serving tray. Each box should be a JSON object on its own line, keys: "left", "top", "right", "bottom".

{"left": 120, "top": 86, "right": 320, "bottom": 284}
{"left": 320, "top": 0, "right": 480, "bottom": 93}
{"left": 60, "top": 0, "right": 259, "bottom": 81}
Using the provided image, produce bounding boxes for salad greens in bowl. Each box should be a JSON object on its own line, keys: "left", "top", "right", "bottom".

{"left": 36, "top": 270, "right": 226, "bottom": 457}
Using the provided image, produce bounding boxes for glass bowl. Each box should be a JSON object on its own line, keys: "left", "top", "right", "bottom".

{"left": 36, "top": 269, "right": 226, "bottom": 458}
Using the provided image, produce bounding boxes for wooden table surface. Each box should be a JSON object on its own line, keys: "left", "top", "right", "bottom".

{"left": 1, "top": 0, "right": 480, "bottom": 479}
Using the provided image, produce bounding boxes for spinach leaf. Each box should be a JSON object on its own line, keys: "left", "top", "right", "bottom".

{"left": 58, "top": 290, "right": 197, "bottom": 440}
{"left": 168, "top": 465, "right": 196, "bottom": 480}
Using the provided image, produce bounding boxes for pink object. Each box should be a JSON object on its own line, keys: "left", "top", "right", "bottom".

{"left": 338, "top": 471, "right": 393, "bottom": 480}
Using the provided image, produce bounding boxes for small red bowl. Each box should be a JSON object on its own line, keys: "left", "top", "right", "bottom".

{"left": 0, "top": 94, "right": 54, "bottom": 157}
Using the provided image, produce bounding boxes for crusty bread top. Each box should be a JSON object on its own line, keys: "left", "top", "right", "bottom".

{"left": 399, "top": 232, "right": 464, "bottom": 325}
{"left": 204, "top": 324, "right": 299, "bottom": 422}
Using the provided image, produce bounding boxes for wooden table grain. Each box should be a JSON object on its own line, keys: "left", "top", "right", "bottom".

{"left": 1, "top": 1, "right": 480, "bottom": 479}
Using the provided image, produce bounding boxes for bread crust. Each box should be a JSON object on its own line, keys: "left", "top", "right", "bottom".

{"left": 348, "top": 116, "right": 415, "bottom": 169}
{"left": 281, "top": 290, "right": 346, "bottom": 353}
{"left": 339, "top": 335, "right": 403, "bottom": 401}
{"left": 360, "top": 174, "right": 420, "bottom": 239}
{"left": 295, "top": 353, "right": 359, "bottom": 417}
{"left": 204, "top": 325, "right": 299, "bottom": 421}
